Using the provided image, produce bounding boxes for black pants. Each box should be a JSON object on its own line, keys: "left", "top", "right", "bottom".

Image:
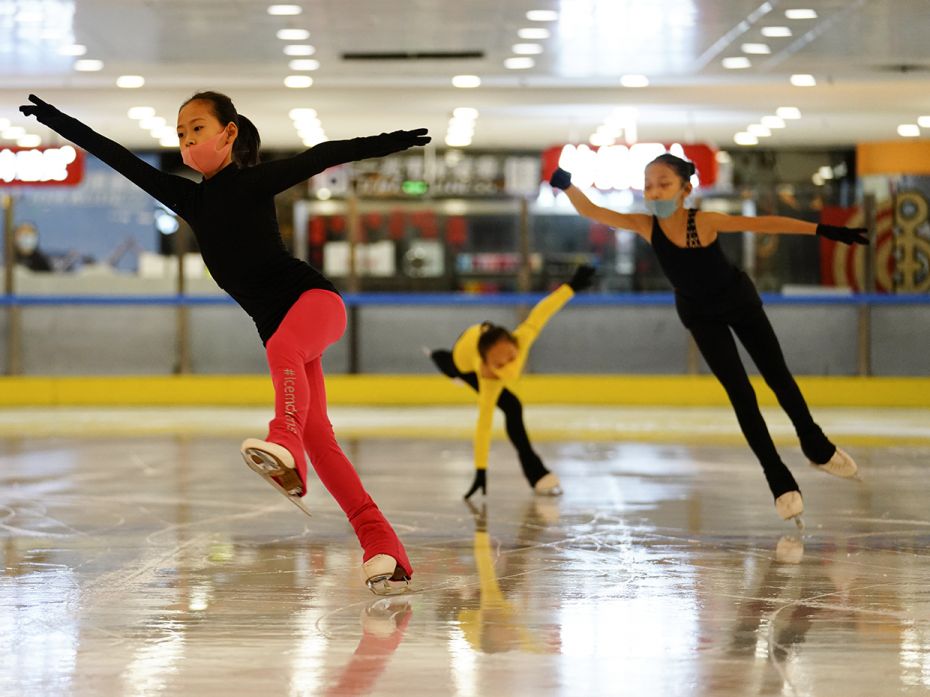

{"left": 685, "top": 303, "right": 835, "bottom": 499}
{"left": 430, "top": 350, "right": 549, "bottom": 487}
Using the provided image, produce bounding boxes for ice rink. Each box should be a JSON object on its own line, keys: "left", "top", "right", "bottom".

{"left": 2, "top": 406, "right": 929, "bottom": 697}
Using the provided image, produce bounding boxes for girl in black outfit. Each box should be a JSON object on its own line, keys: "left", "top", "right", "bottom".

{"left": 20, "top": 92, "right": 429, "bottom": 592}
{"left": 549, "top": 155, "right": 867, "bottom": 526}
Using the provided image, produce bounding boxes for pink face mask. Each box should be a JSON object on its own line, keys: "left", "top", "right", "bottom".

{"left": 181, "top": 128, "right": 233, "bottom": 175}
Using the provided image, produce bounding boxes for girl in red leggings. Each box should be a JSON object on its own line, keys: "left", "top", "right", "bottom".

{"left": 21, "top": 92, "right": 428, "bottom": 592}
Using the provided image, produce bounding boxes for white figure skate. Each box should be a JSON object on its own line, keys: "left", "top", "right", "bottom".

{"left": 240, "top": 438, "right": 312, "bottom": 518}
{"left": 774, "top": 491, "right": 804, "bottom": 530}
{"left": 533, "top": 472, "right": 563, "bottom": 497}
{"left": 811, "top": 447, "right": 860, "bottom": 481}
{"left": 361, "top": 554, "right": 410, "bottom": 596}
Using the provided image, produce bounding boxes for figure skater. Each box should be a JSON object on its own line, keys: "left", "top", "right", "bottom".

{"left": 429, "top": 265, "right": 595, "bottom": 499}
{"left": 20, "top": 92, "right": 429, "bottom": 592}
{"left": 549, "top": 155, "right": 866, "bottom": 526}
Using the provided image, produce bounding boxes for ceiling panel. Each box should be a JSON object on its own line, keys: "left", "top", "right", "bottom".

{"left": 0, "top": 0, "right": 927, "bottom": 151}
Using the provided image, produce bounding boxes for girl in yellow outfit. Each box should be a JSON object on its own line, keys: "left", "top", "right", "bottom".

{"left": 429, "top": 265, "right": 595, "bottom": 498}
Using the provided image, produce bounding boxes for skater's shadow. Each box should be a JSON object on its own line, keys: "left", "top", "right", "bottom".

{"left": 445, "top": 500, "right": 560, "bottom": 655}
{"left": 324, "top": 596, "right": 413, "bottom": 697}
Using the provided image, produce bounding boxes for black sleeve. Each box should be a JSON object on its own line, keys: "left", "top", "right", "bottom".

{"left": 240, "top": 136, "right": 408, "bottom": 195}
{"left": 37, "top": 111, "right": 195, "bottom": 217}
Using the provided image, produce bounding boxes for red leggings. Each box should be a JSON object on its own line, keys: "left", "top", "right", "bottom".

{"left": 265, "top": 289, "right": 412, "bottom": 576}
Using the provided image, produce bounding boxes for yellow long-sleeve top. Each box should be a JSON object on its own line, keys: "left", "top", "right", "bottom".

{"left": 451, "top": 284, "right": 575, "bottom": 472}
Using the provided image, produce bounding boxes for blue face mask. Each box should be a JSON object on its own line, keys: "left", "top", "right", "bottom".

{"left": 645, "top": 197, "right": 680, "bottom": 219}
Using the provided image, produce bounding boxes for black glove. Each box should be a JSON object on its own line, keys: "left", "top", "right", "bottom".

{"left": 549, "top": 167, "right": 572, "bottom": 190}
{"left": 19, "top": 94, "right": 66, "bottom": 126}
{"left": 816, "top": 223, "right": 868, "bottom": 245}
{"left": 568, "top": 264, "right": 596, "bottom": 292}
{"left": 367, "top": 128, "right": 430, "bottom": 157}
{"left": 463, "top": 469, "right": 486, "bottom": 500}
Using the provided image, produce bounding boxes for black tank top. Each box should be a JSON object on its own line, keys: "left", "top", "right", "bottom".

{"left": 650, "top": 209, "right": 760, "bottom": 324}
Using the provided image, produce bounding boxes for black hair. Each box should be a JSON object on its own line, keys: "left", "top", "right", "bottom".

{"left": 181, "top": 91, "right": 261, "bottom": 167}
{"left": 477, "top": 322, "right": 518, "bottom": 362}
{"left": 648, "top": 153, "right": 696, "bottom": 184}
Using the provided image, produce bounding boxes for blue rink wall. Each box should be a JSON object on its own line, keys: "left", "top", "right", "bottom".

{"left": 0, "top": 292, "right": 927, "bottom": 378}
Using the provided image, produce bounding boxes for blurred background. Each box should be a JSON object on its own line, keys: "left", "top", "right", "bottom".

{"left": 0, "top": 0, "right": 928, "bottom": 380}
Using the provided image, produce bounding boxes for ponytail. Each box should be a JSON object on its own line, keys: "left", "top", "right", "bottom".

{"left": 180, "top": 90, "right": 262, "bottom": 168}
{"left": 233, "top": 114, "right": 261, "bottom": 167}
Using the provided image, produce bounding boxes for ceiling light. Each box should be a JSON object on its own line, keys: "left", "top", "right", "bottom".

{"left": 504, "top": 57, "right": 535, "bottom": 69}
{"left": 445, "top": 134, "right": 472, "bottom": 147}
{"left": 761, "top": 26, "right": 792, "bottom": 37}
{"left": 818, "top": 166, "right": 834, "bottom": 180}
{"left": 776, "top": 106, "right": 802, "bottom": 119}
{"left": 127, "top": 106, "right": 156, "bottom": 120}
{"left": 267, "top": 5, "right": 302, "bottom": 15}
{"left": 284, "top": 75, "right": 313, "bottom": 88}
{"left": 917, "top": 115, "right": 930, "bottom": 128}
{"left": 289, "top": 107, "right": 318, "bottom": 120}
{"left": 517, "top": 27, "right": 550, "bottom": 39}
{"left": 734, "top": 132, "right": 759, "bottom": 145}
{"left": 276, "top": 28, "right": 310, "bottom": 40}
{"left": 139, "top": 116, "right": 166, "bottom": 130}
{"left": 526, "top": 10, "right": 558, "bottom": 21}
{"left": 3, "top": 127, "right": 26, "bottom": 139}
{"left": 452, "top": 75, "right": 481, "bottom": 88}
{"left": 453, "top": 107, "right": 479, "bottom": 120}
{"left": 897, "top": 124, "right": 920, "bottom": 137}
{"left": 620, "top": 74, "right": 649, "bottom": 87}
{"left": 116, "top": 75, "right": 145, "bottom": 88}
{"left": 303, "top": 135, "right": 327, "bottom": 147}
{"left": 284, "top": 44, "right": 315, "bottom": 56}
{"left": 812, "top": 172, "right": 824, "bottom": 186}
{"left": 159, "top": 136, "right": 179, "bottom": 147}
{"left": 17, "top": 134, "right": 41, "bottom": 148}
{"left": 761, "top": 115, "right": 786, "bottom": 128}
{"left": 715, "top": 150, "right": 732, "bottom": 164}
{"left": 74, "top": 59, "right": 104, "bottom": 71}
{"left": 288, "top": 59, "right": 320, "bottom": 70}
{"left": 790, "top": 73, "right": 816, "bottom": 86}
{"left": 512, "top": 43, "right": 543, "bottom": 55}
{"left": 785, "top": 9, "right": 817, "bottom": 19}
{"left": 747, "top": 124, "right": 772, "bottom": 137}
{"left": 722, "top": 57, "right": 751, "bottom": 69}
{"left": 589, "top": 132, "right": 615, "bottom": 147}
{"left": 150, "top": 126, "right": 176, "bottom": 139}
{"left": 58, "top": 44, "right": 86, "bottom": 56}
{"left": 741, "top": 43, "right": 771, "bottom": 54}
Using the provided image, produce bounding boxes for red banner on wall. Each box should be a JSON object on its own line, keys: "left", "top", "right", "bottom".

{"left": 0, "top": 145, "right": 85, "bottom": 186}
{"left": 541, "top": 143, "right": 718, "bottom": 189}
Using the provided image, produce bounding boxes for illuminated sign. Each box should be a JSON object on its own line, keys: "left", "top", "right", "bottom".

{"left": 541, "top": 142, "right": 718, "bottom": 190}
{"left": 0, "top": 145, "right": 85, "bottom": 186}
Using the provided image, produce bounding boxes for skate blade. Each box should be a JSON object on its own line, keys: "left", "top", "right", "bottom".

{"left": 792, "top": 515, "right": 805, "bottom": 531}
{"left": 535, "top": 485, "right": 563, "bottom": 497}
{"left": 241, "top": 452, "right": 311, "bottom": 517}
{"left": 366, "top": 574, "right": 411, "bottom": 596}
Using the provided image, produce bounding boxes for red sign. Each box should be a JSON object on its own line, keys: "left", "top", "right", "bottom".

{"left": 0, "top": 145, "right": 85, "bottom": 186}
{"left": 541, "top": 143, "right": 718, "bottom": 189}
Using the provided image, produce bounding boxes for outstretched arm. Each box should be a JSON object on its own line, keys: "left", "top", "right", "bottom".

{"left": 19, "top": 95, "right": 194, "bottom": 217}
{"left": 241, "top": 128, "right": 430, "bottom": 195}
{"left": 702, "top": 211, "right": 868, "bottom": 244}
{"left": 465, "top": 381, "right": 503, "bottom": 499}
{"left": 550, "top": 167, "right": 652, "bottom": 237}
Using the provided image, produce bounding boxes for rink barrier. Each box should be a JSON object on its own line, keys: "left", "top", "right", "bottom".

{"left": 0, "top": 375, "right": 927, "bottom": 407}
{"left": 1, "top": 291, "right": 929, "bottom": 306}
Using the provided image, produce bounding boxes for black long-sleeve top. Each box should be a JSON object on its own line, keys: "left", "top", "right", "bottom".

{"left": 41, "top": 110, "right": 393, "bottom": 344}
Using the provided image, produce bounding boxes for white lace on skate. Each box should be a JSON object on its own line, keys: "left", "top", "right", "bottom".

{"left": 774, "top": 491, "right": 804, "bottom": 530}
{"left": 361, "top": 554, "right": 410, "bottom": 596}
{"left": 811, "top": 447, "right": 859, "bottom": 480}
{"left": 534, "top": 472, "right": 563, "bottom": 497}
